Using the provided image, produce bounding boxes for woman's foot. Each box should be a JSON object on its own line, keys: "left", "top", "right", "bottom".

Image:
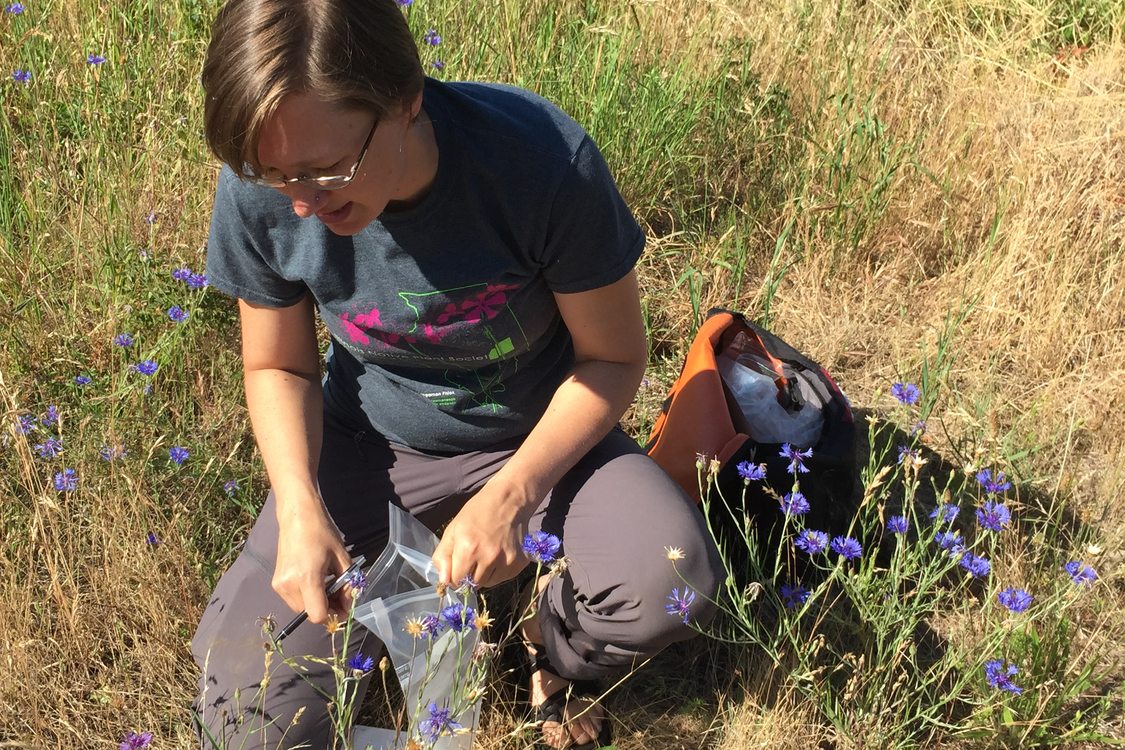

{"left": 520, "top": 579, "right": 609, "bottom": 749}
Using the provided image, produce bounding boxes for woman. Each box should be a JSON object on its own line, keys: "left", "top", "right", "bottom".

{"left": 190, "top": 0, "right": 723, "bottom": 747}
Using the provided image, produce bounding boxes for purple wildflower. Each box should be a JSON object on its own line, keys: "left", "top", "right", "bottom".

{"left": 346, "top": 652, "right": 376, "bottom": 672}
{"left": 423, "top": 28, "right": 442, "bottom": 46}
{"left": 418, "top": 701, "right": 462, "bottom": 743}
{"left": 132, "top": 360, "right": 158, "bottom": 376}
{"left": 86, "top": 53, "right": 106, "bottom": 65}
{"left": 33, "top": 437, "right": 62, "bottom": 459}
{"left": 343, "top": 568, "right": 367, "bottom": 593}
{"left": 12, "top": 69, "right": 31, "bottom": 83}
{"left": 736, "top": 460, "right": 767, "bottom": 483}
{"left": 1064, "top": 561, "right": 1098, "bottom": 586}
{"left": 6, "top": 3, "right": 26, "bottom": 14}
{"left": 457, "top": 574, "right": 478, "bottom": 591}
{"left": 419, "top": 613, "right": 442, "bottom": 639}
{"left": 897, "top": 445, "right": 919, "bottom": 464}
{"left": 976, "top": 501, "right": 1011, "bottom": 532}
{"left": 891, "top": 382, "right": 920, "bottom": 405}
{"left": 959, "top": 551, "right": 991, "bottom": 578}
{"left": 431, "top": 59, "right": 445, "bottom": 71}
{"left": 780, "top": 491, "right": 810, "bottom": 516}
{"left": 144, "top": 211, "right": 156, "bottom": 225}
{"left": 440, "top": 603, "right": 476, "bottom": 633}
{"left": 976, "top": 468, "right": 1012, "bottom": 495}
{"left": 779, "top": 583, "right": 811, "bottom": 609}
{"left": 886, "top": 515, "right": 909, "bottom": 534}
{"left": 983, "top": 660, "right": 1022, "bottom": 694}
{"left": 74, "top": 375, "right": 92, "bottom": 386}
{"left": 53, "top": 468, "right": 78, "bottom": 492}
{"left": 99, "top": 444, "right": 126, "bottom": 461}
{"left": 395, "top": 0, "right": 413, "bottom": 5}
{"left": 665, "top": 587, "right": 695, "bottom": 624}
{"left": 929, "top": 503, "right": 959, "bottom": 525}
{"left": 795, "top": 529, "right": 829, "bottom": 555}
{"left": 41, "top": 405, "right": 58, "bottom": 426}
{"left": 779, "top": 443, "right": 813, "bottom": 474}
{"left": 186, "top": 272, "right": 208, "bottom": 289}
{"left": 997, "top": 588, "right": 1033, "bottom": 613}
{"left": 146, "top": 532, "right": 161, "bottom": 546}
{"left": 171, "top": 267, "right": 191, "bottom": 282}
{"left": 113, "top": 333, "right": 134, "bottom": 347}
{"left": 934, "top": 530, "right": 964, "bottom": 554}
{"left": 830, "top": 536, "right": 863, "bottom": 561}
{"left": 119, "top": 731, "right": 153, "bottom": 750}
{"left": 223, "top": 479, "right": 239, "bottom": 495}
{"left": 522, "top": 530, "right": 561, "bottom": 564}
{"left": 167, "top": 305, "right": 189, "bottom": 323}
{"left": 16, "top": 414, "right": 36, "bottom": 434}
{"left": 168, "top": 446, "right": 189, "bottom": 465}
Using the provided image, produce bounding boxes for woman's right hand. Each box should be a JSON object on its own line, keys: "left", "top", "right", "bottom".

{"left": 272, "top": 496, "right": 354, "bottom": 624}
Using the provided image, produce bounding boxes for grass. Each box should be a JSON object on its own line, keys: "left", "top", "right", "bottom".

{"left": 1, "top": 0, "right": 1123, "bottom": 747}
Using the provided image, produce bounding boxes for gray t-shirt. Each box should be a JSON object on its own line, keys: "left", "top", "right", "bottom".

{"left": 205, "top": 78, "right": 645, "bottom": 451}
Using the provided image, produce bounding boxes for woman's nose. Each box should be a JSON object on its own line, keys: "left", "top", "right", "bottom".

{"left": 281, "top": 183, "right": 322, "bottom": 218}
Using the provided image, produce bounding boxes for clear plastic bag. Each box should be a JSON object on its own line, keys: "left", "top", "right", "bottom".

{"left": 351, "top": 505, "right": 481, "bottom": 750}
{"left": 717, "top": 333, "right": 826, "bottom": 447}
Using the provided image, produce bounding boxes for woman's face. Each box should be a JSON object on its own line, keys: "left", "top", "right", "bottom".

{"left": 255, "top": 92, "right": 422, "bottom": 236}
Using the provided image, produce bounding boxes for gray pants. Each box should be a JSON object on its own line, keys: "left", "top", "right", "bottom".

{"left": 192, "top": 415, "right": 723, "bottom": 748}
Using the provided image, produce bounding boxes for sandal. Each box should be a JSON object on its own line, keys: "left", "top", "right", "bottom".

{"left": 527, "top": 645, "right": 613, "bottom": 750}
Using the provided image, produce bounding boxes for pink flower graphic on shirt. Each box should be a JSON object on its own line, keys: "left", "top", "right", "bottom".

{"left": 339, "top": 312, "right": 371, "bottom": 345}
{"left": 461, "top": 284, "right": 520, "bottom": 324}
{"left": 338, "top": 307, "right": 386, "bottom": 346}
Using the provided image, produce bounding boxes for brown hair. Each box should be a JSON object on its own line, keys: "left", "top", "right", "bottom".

{"left": 202, "top": 0, "right": 424, "bottom": 175}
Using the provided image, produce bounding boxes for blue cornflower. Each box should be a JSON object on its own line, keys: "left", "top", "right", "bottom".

{"left": 132, "top": 360, "right": 158, "bottom": 376}
{"left": 419, "top": 613, "right": 442, "bottom": 639}
{"left": 886, "top": 515, "right": 909, "bottom": 534}
{"left": 795, "top": 529, "right": 829, "bottom": 555}
{"left": 113, "top": 333, "right": 134, "bottom": 347}
{"left": 343, "top": 568, "right": 367, "bottom": 592}
{"left": 12, "top": 69, "right": 31, "bottom": 83}
{"left": 997, "top": 588, "right": 1033, "bottom": 613}
{"left": 54, "top": 468, "right": 78, "bottom": 492}
{"left": 6, "top": 3, "right": 26, "bottom": 14}
{"left": 168, "top": 446, "right": 189, "bottom": 465}
{"left": 779, "top": 583, "right": 810, "bottom": 609}
{"left": 522, "top": 530, "right": 561, "bottom": 564}
{"left": 665, "top": 587, "right": 695, "bottom": 624}
{"left": 119, "top": 731, "right": 153, "bottom": 750}
{"left": 440, "top": 603, "right": 476, "bottom": 633}
{"left": 99, "top": 444, "right": 126, "bottom": 461}
{"left": 146, "top": 532, "right": 161, "bottom": 546}
{"left": 779, "top": 443, "right": 813, "bottom": 474}
{"left": 16, "top": 414, "right": 36, "bottom": 434}
{"left": 423, "top": 28, "right": 442, "bottom": 46}
{"left": 909, "top": 419, "right": 927, "bottom": 436}
{"left": 144, "top": 211, "right": 156, "bottom": 225}
{"left": 431, "top": 59, "right": 445, "bottom": 72}
{"left": 976, "top": 468, "right": 1012, "bottom": 495}
{"left": 74, "top": 375, "right": 92, "bottom": 386}
{"left": 976, "top": 501, "right": 1011, "bottom": 532}
{"left": 167, "top": 305, "right": 189, "bottom": 323}
{"left": 897, "top": 445, "right": 919, "bottom": 464}
{"left": 171, "top": 267, "right": 191, "bottom": 282}
{"left": 983, "top": 660, "right": 1022, "bottom": 694}
{"left": 780, "top": 491, "right": 810, "bottom": 516}
{"left": 736, "top": 460, "right": 767, "bottom": 483}
{"left": 457, "top": 574, "right": 478, "bottom": 591}
{"left": 1064, "top": 561, "right": 1098, "bottom": 586}
{"left": 395, "top": 0, "right": 413, "bottom": 6}
{"left": 959, "top": 551, "right": 991, "bottom": 578}
{"left": 934, "top": 530, "right": 964, "bottom": 554}
{"left": 346, "top": 652, "right": 376, "bottom": 672}
{"left": 186, "top": 272, "right": 208, "bottom": 289}
{"left": 86, "top": 53, "right": 106, "bottom": 65}
{"left": 891, "top": 382, "right": 920, "bottom": 405}
{"left": 33, "top": 437, "right": 61, "bottom": 459}
{"left": 929, "top": 503, "right": 959, "bottom": 525}
{"left": 830, "top": 536, "right": 863, "bottom": 561}
{"left": 418, "top": 701, "right": 462, "bottom": 743}
{"left": 223, "top": 479, "right": 239, "bottom": 495}
{"left": 41, "top": 405, "right": 58, "bottom": 426}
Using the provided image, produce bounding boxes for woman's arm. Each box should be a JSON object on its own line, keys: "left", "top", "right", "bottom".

{"left": 239, "top": 295, "right": 354, "bottom": 623}
{"left": 432, "top": 269, "right": 648, "bottom": 586}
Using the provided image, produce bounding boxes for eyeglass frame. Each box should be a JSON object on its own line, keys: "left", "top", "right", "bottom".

{"left": 242, "top": 115, "right": 379, "bottom": 191}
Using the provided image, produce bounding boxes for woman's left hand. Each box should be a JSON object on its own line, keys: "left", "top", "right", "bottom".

{"left": 432, "top": 481, "right": 531, "bottom": 587}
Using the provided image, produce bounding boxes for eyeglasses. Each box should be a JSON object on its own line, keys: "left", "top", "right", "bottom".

{"left": 244, "top": 116, "right": 379, "bottom": 191}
